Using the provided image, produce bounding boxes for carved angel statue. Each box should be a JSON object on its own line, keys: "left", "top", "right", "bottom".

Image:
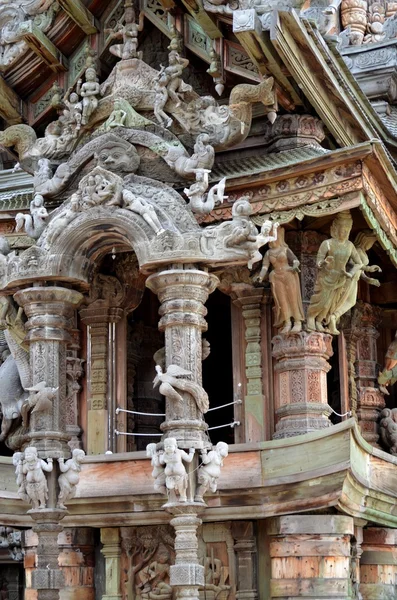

{"left": 77, "top": 67, "right": 100, "bottom": 126}
{"left": 107, "top": 0, "right": 144, "bottom": 60}
{"left": 57, "top": 449, "right": 85, "bottom": 509}
{"left": 146, "top": 443, "right": 166, "bottom": 495}
{"left": 194, "top": 441, "right": 228, "bottom": 503}
{"left": 15, "top": 194, "right": 49, "bottom": 240}
{"left": 158, "top": 437, "right": 194, "bottom": 502}
{"left": 20, "top": 381, "right": 58, "bottom": 428}
{"left": 184, "top": 170, "right": 227, "bottom": 215}
{"left": 21, "top": 446, "right": 53, "bottom": 510}
{"left": 247, "top": 219, "right": 279, "bottom": 270}
{"left": 153, "top": 364, "right": 209, "bottom": 414}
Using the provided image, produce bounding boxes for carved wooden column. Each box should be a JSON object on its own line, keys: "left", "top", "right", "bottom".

{"left": 360, "top": 527, "right": 397, "bottom": 600}
{"left": 147, "top": 266, "right": 219, "bottom": 600}
{"left": 65, "top": 328, "right": 84, "bottom": 450}
{"left": 267, "top": 515, "right": 355, "bottom": 600}
{"left": 14, "top": 286, "right": 84, "bottom": 600}
{"left": 272, "top": 332, "right": 333, "bottom": 438}
{"left": 353, "top": 302, "right": 385, "bottom": 446}
{"left": 232, "top": 522, "right": 258, "bottom": 600}
{"left": 232, "top": 286, "right": 266, "bottom": 443}
{"left": 79, "top": 274, "right": 125, "bottom": 455}
{"left": 100, "top": 528, "right": 122, "bottom": 600}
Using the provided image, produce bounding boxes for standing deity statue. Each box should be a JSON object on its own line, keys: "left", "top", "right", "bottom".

{"left": 107, "top": 0, "right": 144, "bottom": 60}
{"left": 255, "top": 227, "right": 304, "bottom": 334}
{"left": 195, "top": 441, "right": 228, "bottom": 502}
{"left": 306, "top": 211, "right": 363, "bottom": 335}
{"left": 77, "top": 67, "right": 100, "bottom": 126}
{"left": 57, "top": 449, "right": 85, "bottom": 509}
{"left": 21, "top": 446, "right": 53, "bottom": 510}
{"left": 158, "top": 437, "right": 194, "bottom": 502}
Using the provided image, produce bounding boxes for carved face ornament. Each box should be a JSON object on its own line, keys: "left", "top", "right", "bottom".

{"left": 96, "top": 141, "right": 140, "bottom": 173}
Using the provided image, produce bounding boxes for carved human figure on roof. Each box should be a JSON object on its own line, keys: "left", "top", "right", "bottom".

{"left": 15, "top": 193, "right": 49, "bottom": 239}
{"left": 255, "top": 226, "right": 304, "bottom": 334}
{"left": 107, "top": 0, "right": 144, "bottom": 60}
{"left": 77, "top": 67, "right": 100, "bottom": 126}
{"left": 62, "top": 89, "right": 82, "bottom": 136}
{"left": 158, "top": 437, "right": 194, "bottom": 502}
{"left": 40, "top": 193, "right": 80, "bottom": 250}
{"left": 0, "top": 8, "right": 26, "bottom": 69}
{"left": 162, "top": 50, "right": 192, "bottom": 106}
{"left": 184, "top": 170, "right": 227, "bottom": 215}
{"left": 174, "top": 133, "right": 215, "bottom": 178}
{"left": 306, "top": 211, "right": 363, "bottom": 335}
{"left": 122, "top": 189, "right": 165, "bottom": 235}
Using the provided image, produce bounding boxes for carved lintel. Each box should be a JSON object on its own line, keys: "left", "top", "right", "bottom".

{"left": 57, "top": 0, "right": 97, "bottom": 34}
{"left": 19, "top": 22, "right": 67, "bottom": 72}
{"left": 0, "top": 77, "right": 24, "bottom": 126}
{"left": 233, "top": 9, "right": 299, "bottom": 110}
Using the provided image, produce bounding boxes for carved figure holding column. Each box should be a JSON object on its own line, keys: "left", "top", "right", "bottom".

{"left": 146, "top": 443, "right": 166, "bottom": 495}
{"left": 194, "top": 441, "right": 228, "bottom": 502}
{"left": 159, "top": 437, "right": 194, "bottom": 502}
{"left": 306, "top": 211, "right": 363, "bottom": 335}
{"left": 22, "top": 446, "right": 53, "bottom": 510}
{"left": 255, "top": 226, "right": 304, "bottom": 334}
{"left": 57, "top": 448, "right": 85, "bottom": 509}
{"left": 13, "top": 452, "right": 27, "bottom": 502}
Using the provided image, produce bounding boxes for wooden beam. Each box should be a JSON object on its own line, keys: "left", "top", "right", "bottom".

{"left": 180, "top": 0, "right": 222, "bottom": 39}
{"left": 19, "top": 22, "right": 67, "bottom": 72}
{"left": 57, "top": 0, "right": 97, "bottom": 35}
{"left": 0, "top": 76, "right": 24, "bottom": 125}
{"left": 233, "top": 9, "right": 300, "bottom": 110}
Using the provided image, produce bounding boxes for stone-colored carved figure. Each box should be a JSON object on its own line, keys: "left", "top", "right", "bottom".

{"left": 247, "top": 219, "right": 279, "bottom": 270}
{"left": 20, "top": 381, "right": 57, "bottom": 427}
{"left": 15, "top": 194, "right": 49, "bottom": 239}
{"left": 137, "top": 546, "right": 172, "bottom": 600}
{"left": 158, "top": 437, "right": 194, "bottom": 502}
{"left": 255, "top": 226, "right": 304, "bottom": 334}
{"left": 62, "top": 89, "right": 82, "bottom": 136}
{"left": 379, "top": 408, "right": 397, "bottom": 454}
{"left": 146, "top": 443, "right": 166, "bottom": 495}
{"left": 122, "top": 190, "right": 165, "bottom": 235}
{"left": 162, "top": 50, "right": 192, "bottom": 107}
{"left": 77, "top": 67, "right": 100, "bottom": 126}
{"left": 306, "top": 211, "right": 363, "bottom": 335}
{"left": 0, "top": 236, "right": 10, "bottom": 277}
{"left": 22, "top": 446, "right": 53, "bottom": 509}
{"left": 57, "top": 448, "right": 85, "bottom": 509}
{"left": 40, "top": 193, "right": 80, "bottom": 250}
{"left": 174, "top": 133, "right": 215, "bottom": 178}
{"left": 96, "top": 138, "right": 140, "bottom": 173}
{"left": 79, "top": 168, "right": 123, "bottom": 208}
{"left": 13, "top": 451, "right": 27, "bottom": 502}
{"left": 153, "top": 364, "right": 209, "bottom": 414}
{"left": 195, "top": 441, "right": 228, "bottom": 502}
{"left": 104, "top": 100, "right": 127, "bottom": 129}
{"left": 107, "top": 0, "right": 144, "bottom": 60}
{"left": 184, "top": 170, "right": 227, "bottom": 215}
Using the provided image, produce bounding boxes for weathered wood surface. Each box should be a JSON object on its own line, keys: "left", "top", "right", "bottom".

{"left": 1, "top": 420, "right": 397, "bottom": 528}
{"left": 360, "top": 527, "right": 397, "bottom": 600}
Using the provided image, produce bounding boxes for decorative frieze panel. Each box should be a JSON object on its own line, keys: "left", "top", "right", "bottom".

{"left": 224, "top": 40, "right": 260, "bottom": 82}
{"left": 185, "top": 15, "right": 212, "bottom": 62}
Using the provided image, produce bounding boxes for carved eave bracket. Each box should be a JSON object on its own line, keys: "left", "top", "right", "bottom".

{"left": 19, "top": 21, "right": 67, "bottom": 72}
{"left": 57, "top": 0, "right": 97, "bottom": 35}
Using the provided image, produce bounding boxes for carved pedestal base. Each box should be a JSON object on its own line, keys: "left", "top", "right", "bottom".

{"left": 357, "top": 388, "right": 386, "bottom": 446}
{"left": 267, "top": 515, "right": 355, "bottom": 600}
{"left": 169, "top": 509, "right": 204, "bottom": 600}
{"left": 360, "top": 528, "right": 397, "bottom": 600}
{"left": 272, "top": 332, "right": 333, "bottom": 438}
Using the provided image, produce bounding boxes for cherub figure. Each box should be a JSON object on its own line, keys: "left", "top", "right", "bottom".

{"left": 57, "top": 448, "right": 85, "bottom": 509}
{"left": 13, "top": 452, "right": 27, "bottom": 502}
{"left": 77, "top": 67, "right": 100, "bottom": 126}
{"left": 159, "top": 437, "right": 194, "bottom": 502}
{"left": 22, "top": 446, "right": 53, "bottom": 510}
{"left": 195, "top": 442, "right": 228, "bottom": 502}
{"left": 146, "top": 443, "right": 166, "bottom": 495}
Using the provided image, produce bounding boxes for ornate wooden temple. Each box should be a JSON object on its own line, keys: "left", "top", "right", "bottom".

{"left": 2, "top": 0, "right": 397, "bottom": 598}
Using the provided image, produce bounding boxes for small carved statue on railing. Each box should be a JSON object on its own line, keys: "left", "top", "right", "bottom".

{"left": 255, "top": 226, "right": 304, "bottom": 334}
{"left": 57, "top": 448, "right": 86, "bottom": 509}
{"left": 20, "top": 446, "right": 53, "bottom": 510}
{"left": 77, "top": 67, "right": 100, "bottom": 126}
{"left": 146, "top": 443, "right": 166, "bottom": 495}
{"left": 158, "top": 437, "right": 194, "bottom": 502}
{"left": 306, "top": 211, "right": 363, "bottom": 335}
{"left": 194, "top": 441, "right": 228, "bottom": 502}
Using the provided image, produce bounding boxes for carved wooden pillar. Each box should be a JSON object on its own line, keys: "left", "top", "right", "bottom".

{"left": 146, "top": 266, "right": 218, "bottom": 447}
{"left": 66, "top": 328, "right": 84, "bottom": 450}
{"left": 353, "top": 302, "right": 385, "bottom": 446}
{"left": 267, "top": 515, "right": 355, "bottom": 600}
{"left": 147, "top": 266, "right": 219, "bottom": 600}
{"left": 14, "top": 286, "right": 84, "bottom": 600}
{"left": 80, "top": 274, "right": 126, "bottom": 455}
{"left": 232, "top": 522, "right": 258, "bottom": 600}
{"left": 272, "top": 332, "right": 333, "bottom": 438}
{"left": 100, "top": 528, "right": 122, "bottom": 600}
{"left": 360, "top": 527, "right": 397, "bottom": 600}
{"left": 232, "top": 286, "right": 265, "bottom": 442}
